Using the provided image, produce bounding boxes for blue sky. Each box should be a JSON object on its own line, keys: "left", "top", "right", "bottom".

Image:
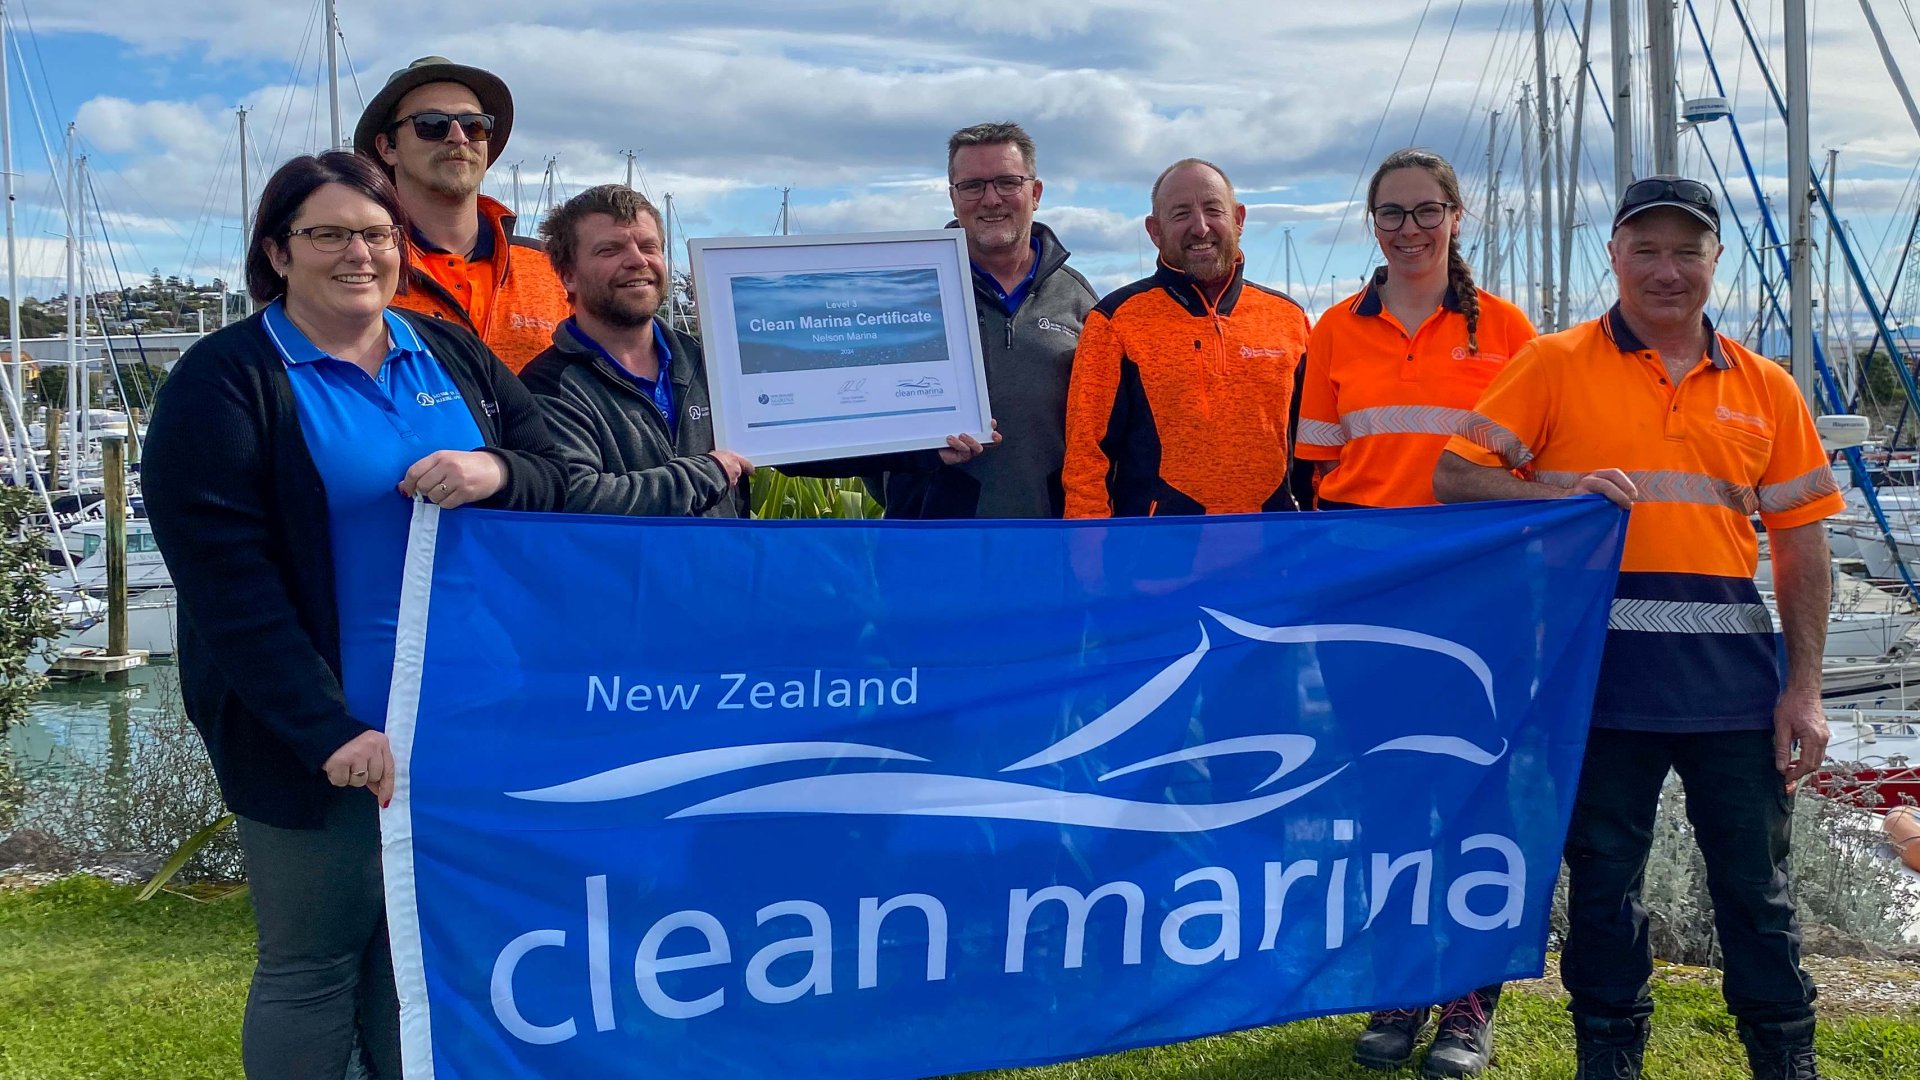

{"left": 5, "top": 0, "right": 1920, "bottom": 339}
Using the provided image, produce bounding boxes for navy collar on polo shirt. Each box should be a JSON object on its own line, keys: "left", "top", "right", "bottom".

{"left": 564, "top": 317, "right": 678, "bottom": 441}
{"left": 972, "top": 235, "right": 1042, "bottom": 314}
{"left": 1352, "top": 266, "right": 1467, "bottom": 318}
{"left": 1605, "top": 303, "right": 1731, "bottom": 369}
{"left": 261, "top": 299, "right": 428, "bottom": 370}
{"left": 408, "top": 215, "right": 496, "bottom": 260}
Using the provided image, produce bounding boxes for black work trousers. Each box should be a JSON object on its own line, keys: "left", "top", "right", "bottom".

{"left": 1560, "top": 727, "right": 1816, "bottom": 1026}
{"left": 235, "top": 790, "right": 400, "bottom": 1079}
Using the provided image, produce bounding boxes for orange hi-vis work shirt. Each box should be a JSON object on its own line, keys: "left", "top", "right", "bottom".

{"left": 1062, "top": 259, "right": 1311, "bottom": 518}
{"left": 1445, "top": 305, "right": 1843, "bottom": 732}
{"left": 390, "top": 195, "right": 570, "bottom": 374}
{"left": 1296, "top": 275, "right": 1536, "bottom": 507}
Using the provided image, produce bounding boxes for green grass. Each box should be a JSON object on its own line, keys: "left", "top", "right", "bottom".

{"left": 1, "top": 876, "right": 1914, "bottom": 1079}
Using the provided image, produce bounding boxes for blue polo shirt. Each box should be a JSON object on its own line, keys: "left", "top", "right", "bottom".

{"left": 972, "top": 236, "right": 1041, "bottom": 314}
{"left": 263, "top": 301, "right": 485, "bottom": 730}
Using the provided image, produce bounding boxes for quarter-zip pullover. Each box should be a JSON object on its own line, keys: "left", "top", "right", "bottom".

{"left": 1062, "top": 257, "right": 1311, "bottom": 517}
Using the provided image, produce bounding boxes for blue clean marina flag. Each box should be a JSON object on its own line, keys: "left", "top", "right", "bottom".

{"left": 381, "top": 499, "right": 1626, "bottom": 1080}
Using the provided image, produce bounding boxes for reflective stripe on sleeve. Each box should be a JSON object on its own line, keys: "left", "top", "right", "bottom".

{"left": 1340, "top": 405, "right": 1478, "bottom": 440}
{"left": 1757, "top": 465, "right": 1841, "bottom": 515}
{"left": 1533, "top": 468, "right": 1759, "bottom": 515}
{"left": 1458, "top": 413, "right": 1534, "bottom": 469}
{"left": 1296, "top": 418, "right": 1347, "bottom": 447}
{"left": 1607, "top": 597, "right": 1773, "bottom": 634}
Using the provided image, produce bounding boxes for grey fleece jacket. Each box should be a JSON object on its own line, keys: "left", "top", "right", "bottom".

{"left": 519, "top": 319, "right": 747, "bottom": 517}
{"left": 880, "top": 220, "right": 1096, "bottom": 518}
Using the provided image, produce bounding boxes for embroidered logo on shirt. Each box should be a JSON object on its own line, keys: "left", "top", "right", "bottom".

{"left": 414, "top": 390, "right": 461, "bottom": 407}
{"left": 688, "top": 405, "right": 709, "bottom": 421}
{"left": 1035, "top": 317, "right": 1079, "bottom": 338}
{"left": 1239, "top": 346, "right": 1291, "bottom": 358}
{"left": 1451, "top": 347, "right": 1509, "bottom": 363}
{"left": 1714, "top": 405, "right": 1771, "bottom": 436}
{"left": 509, "top": 312, "right": 560, "bottom": 332}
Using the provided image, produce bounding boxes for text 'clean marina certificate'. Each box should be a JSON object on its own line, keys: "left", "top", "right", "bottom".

{"left": 690, "top": 231, "right": 993, "bottom": 466}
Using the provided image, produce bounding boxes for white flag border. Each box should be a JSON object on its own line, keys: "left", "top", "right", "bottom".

{"left": 381, "top": 500, "right": 442, "bottom": 1080}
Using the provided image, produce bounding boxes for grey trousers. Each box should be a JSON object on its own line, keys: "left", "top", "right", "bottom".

{"left": 235, "top": 792, "right": 401, "bottom": 1080}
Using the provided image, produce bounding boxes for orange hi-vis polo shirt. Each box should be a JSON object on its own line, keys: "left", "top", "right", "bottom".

{"left": 1296, "top": 275, "right": 1536, "bottom": 508}
{"left": 1445, "top": 305, "right": 1843, "bottom": 732}
{"left": 390, "top": 195, "right": 570, "bottom": 374}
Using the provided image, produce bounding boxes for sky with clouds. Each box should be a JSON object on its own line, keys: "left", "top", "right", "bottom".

{"left": 4, "top": 0, "right": 1920, "bottom": 335}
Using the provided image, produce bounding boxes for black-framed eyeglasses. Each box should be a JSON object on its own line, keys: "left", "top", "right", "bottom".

{"left": 950, "top": 175, "right": 1034, "bottom": 201}
{"left": 286, "top": 225, "right": 403, "bottom": 252}
{"left": 1372, "top": 201, "right": 1454, "bottom": 231}
{"left": 1619, "top": 176, "right": 1715, "bottom": 211}
{"left": 390, "top": 111, "right": 494, "bottom": 143}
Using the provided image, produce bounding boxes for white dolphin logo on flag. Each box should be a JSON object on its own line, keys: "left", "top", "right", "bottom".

{"left": 505, "top": 607, "right": 1509, "bottom": 833}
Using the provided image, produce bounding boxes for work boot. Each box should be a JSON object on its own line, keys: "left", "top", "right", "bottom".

{"left": 1572, "top": 1014, "right": 1647, "bottom": 1080}
{"left": 1423, "top": 989, "right": 1497, "bottom": 1077}
{"left": 1738, "top": 1018, "right": 1821, "bottom": 1080}
{"left": 1352, "top": 1006, "right": 1432, "bottom": 1070}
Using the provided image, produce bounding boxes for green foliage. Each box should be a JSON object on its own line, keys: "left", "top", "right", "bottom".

{"left": 135, "top": 813, "right": 235, "bottom": 902}
{"left": 29, "top": 365, "right": 64, "bottom": 410}
{"left": 0, "top": 486, "right": 60, "bottom": 737}
{"left": 111, "top": 363, "right": 167, "bottom": 410}
{"left": 750, "top": 470, "right": 882, "bottom": 519}
{"left": 0, "top": 297, "right": 68, "bottom": 339}
{"left": 1860, "top": 349, "right": 1904, "bottom": 405}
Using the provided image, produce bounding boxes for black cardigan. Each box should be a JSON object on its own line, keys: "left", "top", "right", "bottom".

{"left": 142, "top": 309, "right": 566, "bottom": 828}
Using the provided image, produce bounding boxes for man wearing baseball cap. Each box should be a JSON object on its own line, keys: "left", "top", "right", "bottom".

{"left": 355, "top": 56, "right": 569, "bottom": 372}
{"left": 1435, "top": 176, "right": 1838, "bottom": 1080}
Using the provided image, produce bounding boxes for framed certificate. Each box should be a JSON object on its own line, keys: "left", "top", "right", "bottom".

{"left": 687, "top": 230, "right": 994, "bottom": 466}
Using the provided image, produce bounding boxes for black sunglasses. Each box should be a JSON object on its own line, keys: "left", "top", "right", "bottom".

{"left": 1620, "top": 177, "right": 1714, "bottom": 210}
{"left": 390, "top": 111, "right": 494, "bottom": 143}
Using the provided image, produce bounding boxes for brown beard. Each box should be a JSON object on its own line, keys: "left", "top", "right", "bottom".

{"left": 582, "top": 281, "right": 661, "bottom": 329}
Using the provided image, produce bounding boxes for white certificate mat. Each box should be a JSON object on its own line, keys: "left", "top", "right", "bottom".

{"left": 689, "top": 231, "right": 993, "bottom": 466}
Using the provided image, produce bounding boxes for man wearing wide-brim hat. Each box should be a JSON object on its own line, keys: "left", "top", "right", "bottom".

{"left": 355, "top": 55, "right": 568, "bottom": 373}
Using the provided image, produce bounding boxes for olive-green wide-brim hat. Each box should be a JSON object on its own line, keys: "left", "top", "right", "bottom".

{"left": 352, "top": 55, "right": 513, "bottom": 166}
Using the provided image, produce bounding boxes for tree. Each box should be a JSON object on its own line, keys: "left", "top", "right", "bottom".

{"left": 114, "top": 363, "right": 167, "bottom": 411}
{"left": 0, "top": 484, "right": 63, "bottom": 732}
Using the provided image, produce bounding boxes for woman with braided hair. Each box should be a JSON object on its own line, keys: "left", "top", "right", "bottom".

{"left": 1294, "top": 148, "right": 1537, "bottom": 1078}
{"left": 1296, "top": 148, "right": 1536, "bottom": 513}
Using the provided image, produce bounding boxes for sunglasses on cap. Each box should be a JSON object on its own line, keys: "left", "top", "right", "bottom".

{"left": 389, "top": 111, "right": 494, "bottom": 143}
{"left": 1613, "top": 176, "right": 1718, "bottom": 229}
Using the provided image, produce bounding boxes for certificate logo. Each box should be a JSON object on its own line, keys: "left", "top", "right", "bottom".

{"left": 757, "top": 391, "right": 797, "bottom": 407}
{"left": 896, "top": 376, "right": 944, "bottom": 399}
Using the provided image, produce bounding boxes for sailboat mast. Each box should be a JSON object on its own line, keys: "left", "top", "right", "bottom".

{"left": 1785, "top": 0, "right": 1815, "bottom": 406}
{"left": 1532, "top": 0, "right": 1556, "bottom": 332}
{"left": 1520, "top": 85, "right": 1538, "bottom": 323}
{"left": 0, "top": 0, "right": 21, "bottom": 484}
{"left": 325, "top": 0, "right": 341, "bottom": 148}
{"left": 663, "top": 191, "right": 676, "bottom": 326}
{"left": 1561, "top": 0, "right": 1595, "bottom": 326}
{"left": 1648, "top": 0, "right": 1679, "bottom": 174}
{"left": 73, "top": 154, "right": 87, "bottom": 482}
{"left": 63, "top": 122, "right": 75, "bottom": 433}
{"left": 1611, "top": 0, "right": 1636, "bottom": 197}
{"left": 780, "top": 187, "right": 791, "bottom": 236}
{"left": 238, "top": 107, "right": 254, "bottom": 315}
{"left": 1822, "top": 148, "right": 1839, "bottom": 391}
{"left": 1483, "top": 111, "right": 1500, "bottom": 283}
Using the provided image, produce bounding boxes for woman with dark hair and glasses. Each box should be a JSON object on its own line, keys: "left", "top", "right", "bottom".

{"left": 1293, "top": 148, "right": 1538, "bottom": 1079}
{"left": 142, "top": 149, "right": 563, "bottom": 1079}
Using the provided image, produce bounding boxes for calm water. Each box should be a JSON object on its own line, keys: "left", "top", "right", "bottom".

{"left": 5, "top": 662, "right": 187, "bottom": 819}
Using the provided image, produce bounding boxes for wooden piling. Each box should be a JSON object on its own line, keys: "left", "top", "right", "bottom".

{"left": 102, "top": 434, "right": 128, "bottom": 675}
